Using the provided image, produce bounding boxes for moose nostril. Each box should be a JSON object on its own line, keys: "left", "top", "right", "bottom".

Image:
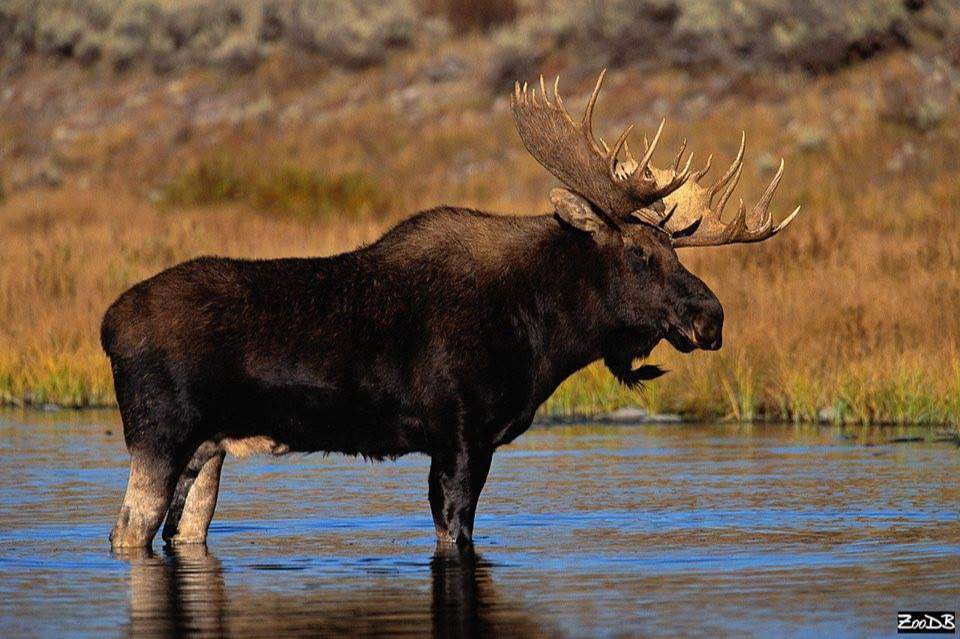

{"left": 693, "top": 317, "right": 721, "bottom": 349}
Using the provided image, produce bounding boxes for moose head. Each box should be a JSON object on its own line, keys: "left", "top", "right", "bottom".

{"left": 510, "top": 71, "right": 800, "bottom": 384}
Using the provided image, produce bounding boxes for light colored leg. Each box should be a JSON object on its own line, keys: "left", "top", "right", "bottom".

{"left": 110, "top": 454, "right": 180, "bottom": 548}
{"left": 163, "top": 444, "right": 225, "bottom": 545}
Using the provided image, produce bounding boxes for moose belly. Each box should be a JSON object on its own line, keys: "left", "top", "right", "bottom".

{"left": 220, "top": 436, "right": 290, "bottom": 458}
{"left": 224, "top": 383, "right": 430, "bottom": 459}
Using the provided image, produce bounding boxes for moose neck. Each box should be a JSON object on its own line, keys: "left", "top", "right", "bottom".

{"left": 512, "top": 214, "right": 621, "bottom": 403}
{"left": 367, "top": 207, "right": 626, "bottom": 408}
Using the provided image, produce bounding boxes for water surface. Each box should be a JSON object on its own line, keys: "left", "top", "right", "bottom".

{"left": 1, "top": 411, "right": 957, "bottom": 637}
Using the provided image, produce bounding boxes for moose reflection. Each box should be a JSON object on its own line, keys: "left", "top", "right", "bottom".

{"left": 118, "top": 545, "right": 545, "bottom": 637}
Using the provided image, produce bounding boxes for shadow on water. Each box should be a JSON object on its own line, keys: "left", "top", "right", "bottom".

{"left": 117, "top": 544, "right": 541, "bottom": 638}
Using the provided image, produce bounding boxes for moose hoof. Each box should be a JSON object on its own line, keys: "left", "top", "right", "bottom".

{"left": 110, "top": 506, "right": 158, "bottom": 548}
{"left": 435, "top": 528, "right": 472, "bottom": 546}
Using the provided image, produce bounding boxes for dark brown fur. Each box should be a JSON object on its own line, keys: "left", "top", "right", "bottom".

{"left": 104, "top": 206, "right": 722, "bottom": 548}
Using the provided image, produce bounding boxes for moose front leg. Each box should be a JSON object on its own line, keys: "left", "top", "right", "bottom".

{"left": 428, "top": 445, "right": 493, "bottom": 545}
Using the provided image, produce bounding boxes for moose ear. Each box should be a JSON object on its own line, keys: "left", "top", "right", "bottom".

{"left": 550, "top": 188, "right": 606, "bottom": 235}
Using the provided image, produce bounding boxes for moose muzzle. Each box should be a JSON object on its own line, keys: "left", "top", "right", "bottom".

{"left": 692, "top": 304, "right": 723, "bottom": 351}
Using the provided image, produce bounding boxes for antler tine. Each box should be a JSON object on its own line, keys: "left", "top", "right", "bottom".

{"left": 671, "top": 139, "right": 688, "bottom": 171}
{"left": 715, "top": 162, "right": 742, "bottom": 216}
{"left": 655, "top": 153, "right": 692, "bottom": 195}
{"left": 638, "top": 119, "right": 665, "bottom": 173}
{"left": 608, "top": 125, "right": 635, "bottom": 180}
{"left": 539, "top": 75, "right": 549, "bottom": 106}
{"left": 726, "top": 200, "right": 749, "bottom": 239}
{"left": 692, "top": 154, "right": 712, "bottom": 181}
{"left": 751, "top": 158, "right": 784, "bottom": 228}
{"left": 774, "top": 205, "right": 802, "bottom": 233}
{"left": 582, "top": 69, "right": 607, "bottom": 147}
{"left": 678, "top": 152, "right": 694, "bottom": 181}
{"left": 631, "top": 208, "right": 661, "bottom": 226}
{"left": 708, "top": 132, "right": 745, "bottom": 200}
{"left": 622, "top": 140, "right": 635, "bottom": 163}
{"left": 659, "top": 202, "right": 678, "bottom": 228}
{"left": 661, "top": 152, "right": 694, "bottom": 197}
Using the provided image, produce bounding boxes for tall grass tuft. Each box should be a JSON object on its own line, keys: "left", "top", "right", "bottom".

{"left": 718, "top": 354, "right": 756, "bottom": 423}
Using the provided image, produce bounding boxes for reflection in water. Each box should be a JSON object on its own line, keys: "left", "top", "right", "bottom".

{"left": 121, "top": 546, "right": 227, "bottom": 637}
{"left": 432, "top": 546, "right": 486, "bottom": 638}
{"left": 120, "top": 544, "right": 544, "bottom": 638}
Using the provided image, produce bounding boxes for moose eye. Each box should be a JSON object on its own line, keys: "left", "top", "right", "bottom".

{"left": 628, "top": 246, "right": 653, "bottom": 270}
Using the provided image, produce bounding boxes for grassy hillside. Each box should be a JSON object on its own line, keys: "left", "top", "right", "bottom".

{"left": 1, "top": 1, "right": 959, "bottom": 423}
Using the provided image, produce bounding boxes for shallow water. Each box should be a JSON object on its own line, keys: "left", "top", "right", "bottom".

{"left": 0, "top": 411, "right": 957, "bottom": 638}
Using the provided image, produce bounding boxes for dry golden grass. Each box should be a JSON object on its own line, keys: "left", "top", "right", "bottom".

{"left": 1, "top": 51, "right": 958, "bottom": 424}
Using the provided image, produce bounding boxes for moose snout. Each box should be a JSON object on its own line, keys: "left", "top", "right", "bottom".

{"left": 692, "top": 305, "right": 724, "bottom": 351}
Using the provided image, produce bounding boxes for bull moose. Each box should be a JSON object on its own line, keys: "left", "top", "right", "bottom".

{"left": 105, "top": 71, "right": 799, "bottom": 548}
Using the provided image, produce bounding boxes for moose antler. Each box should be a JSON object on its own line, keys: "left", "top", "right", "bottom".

{"left": 635, "top": 133, "right": 801, "bottom": 247}
{"left": 510, "top": 71, "right": 693, "bottom": 219}
{"left": 512, "top": 70, "right": 801, "bottom": 247}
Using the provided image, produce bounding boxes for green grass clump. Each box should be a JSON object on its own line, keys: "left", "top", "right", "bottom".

{"left": 249, "top": 167, "right": 389, "bottom": 221}
{"left": 161, "top": 158, "right": 246, "bottom": 207}
{"left": 539, "top": 362, "right": 665, "bottom": 419}
{"left": 0, "top": 353, "right": 114, "bottom": 408}
{"left": 161, "top": 159, "right": 390, "bottom": 221}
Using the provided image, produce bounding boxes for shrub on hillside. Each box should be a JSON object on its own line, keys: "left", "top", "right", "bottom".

{"left": 106, "top": 0, "right": 176, "bottom": 71}
{"left": 493, "top": 0, "right": 957, "bottom": 73}
{"left": 487, "top": 25, "right": 547, "bottom": 92}
{"left": 422, "top": 0, "right": 517, "bottom": 34}
{"left": 2, "top": 0, "right": 959, "bottom": 76}
{"left": 280, "top": 0, "right": 416, "bottom": 68}
{"left": 879, "top": 55, "right": 957, "bottom": 131}
{"left": 34, "top": 7, "right": 87, "bottom": 56}
{"left": 0, "top": 0, "right": 418, "bottom": 72}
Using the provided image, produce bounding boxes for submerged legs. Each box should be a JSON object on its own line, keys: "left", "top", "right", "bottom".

{"left": 428, "top": 446, "right": 493, "bottom": 545}
{"left": 162, "top": 442, "right": 225, "bottom": 545}
{"left": 110, "top": 452, "right": 184, "bottom": 548}
{"left": 111, "top": 440, "right": 225, "bottom": 548}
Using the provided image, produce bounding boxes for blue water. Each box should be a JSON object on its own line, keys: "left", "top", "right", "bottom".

{"left": 0, "top": 411, "right": 957, "bottom": 637}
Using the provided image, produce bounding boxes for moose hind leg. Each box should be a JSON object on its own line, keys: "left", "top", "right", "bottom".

{"left": 111, "top": 451, "right": 185, "bottom": 548}
{"left": 163, "top": 443, "right": 225, "bottom": 545}
{"left": 428, "top": 445, "right": 493, "bottom": 545}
